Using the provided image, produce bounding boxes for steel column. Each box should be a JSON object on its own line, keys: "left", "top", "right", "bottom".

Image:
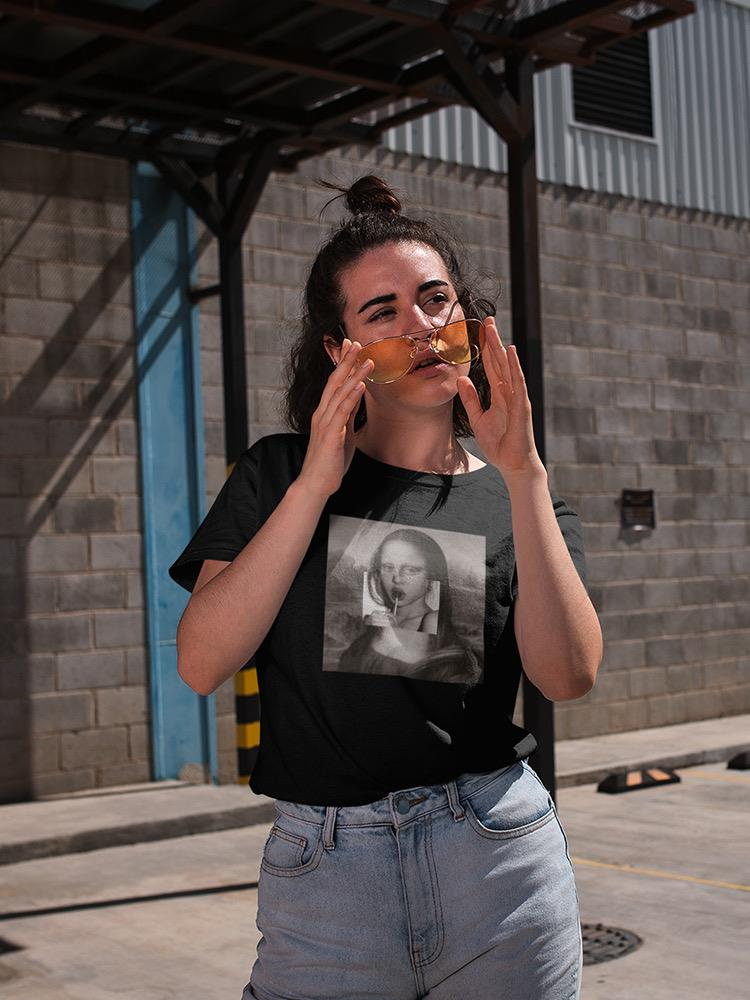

{"left": 505, "top": 50, "right": 557, "bottom": 802}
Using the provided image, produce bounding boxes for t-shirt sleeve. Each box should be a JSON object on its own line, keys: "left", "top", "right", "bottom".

{"left": 168, "top": 444, "right": 261, "bottom": 594}
{"left": 510, "top": 494, "right": 587, "bottom": 601}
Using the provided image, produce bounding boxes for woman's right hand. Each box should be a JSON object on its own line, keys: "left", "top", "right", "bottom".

{"left": 296, "top": 340, "right": 374, "bottom": 499}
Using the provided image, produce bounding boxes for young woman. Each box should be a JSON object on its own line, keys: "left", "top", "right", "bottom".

{"left": 169, "top": 175, "right": 603, "bottom": 1000}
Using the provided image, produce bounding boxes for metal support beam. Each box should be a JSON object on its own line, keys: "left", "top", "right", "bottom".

{"left": 504, "top": 50, "right": 557, "bottom": 802}
{"left": 432, "top": 23, "right": 525, "bottom": 143}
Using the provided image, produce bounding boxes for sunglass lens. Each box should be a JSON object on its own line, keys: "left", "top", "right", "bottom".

{"left": 358, "top": 339, "right": 414, "bottom": 383}
{"left": 433, "top": 320, "right": 482, "bottom": 364}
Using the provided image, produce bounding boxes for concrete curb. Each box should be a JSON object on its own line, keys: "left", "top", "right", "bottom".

{"left": 556, "top": 742, "right": 749, "bottom": 788}
{"left": 2, "top": 732, "right": 747, "bottom": 866}
{"left": 0, "top": 801, "right": 278, "bottom": 867}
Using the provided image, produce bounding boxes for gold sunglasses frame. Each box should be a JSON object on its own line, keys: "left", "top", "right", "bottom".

{"left": 356, "top": 317, "right": 485, "bottom": 384}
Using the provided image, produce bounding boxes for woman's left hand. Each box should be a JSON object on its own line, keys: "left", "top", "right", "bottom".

{"left": 456, "top": 317, "right": 545, "bottom": 479}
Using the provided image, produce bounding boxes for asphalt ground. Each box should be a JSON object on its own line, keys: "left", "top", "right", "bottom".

{"left": 0, "top": 759, "right": 747, "bottom": 999}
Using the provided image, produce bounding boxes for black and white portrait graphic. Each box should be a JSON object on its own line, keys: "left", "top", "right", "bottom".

{"left": 323, "top": 516, "right": 486, "bottom": 685}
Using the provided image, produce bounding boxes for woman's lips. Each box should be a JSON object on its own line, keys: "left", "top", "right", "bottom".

{"left": 410, "top": 360, "right": 449, "bottom": 376}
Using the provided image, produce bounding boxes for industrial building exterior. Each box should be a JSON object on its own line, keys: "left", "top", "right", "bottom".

{"left": 1, "top": 0, "right": 748, "bottom": 799}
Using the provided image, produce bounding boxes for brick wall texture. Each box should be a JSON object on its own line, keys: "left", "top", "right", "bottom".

{"left": 1, "top": 139, "right": 748, "bottom": 799}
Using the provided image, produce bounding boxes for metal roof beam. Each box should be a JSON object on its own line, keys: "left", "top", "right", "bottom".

{"left": 432, "top": 23, "right": 525, "bottom": 143}
{"left": 150, "top": 155, "right": 226, "bottom": 237}
{"left": 512, "top": 0, "right": 639, "bottom": 45}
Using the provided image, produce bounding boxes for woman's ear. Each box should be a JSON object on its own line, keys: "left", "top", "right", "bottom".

{"left": 323, "top": 335, "right": 343, "bottom": 367}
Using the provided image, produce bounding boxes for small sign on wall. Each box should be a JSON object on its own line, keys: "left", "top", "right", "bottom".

{"left": 620, "top": 489, "right": 655, "bottom": 531}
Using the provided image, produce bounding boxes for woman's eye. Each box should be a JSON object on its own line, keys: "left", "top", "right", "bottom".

{"left": 368, "top": 307, "right": 395, "bottom": 322}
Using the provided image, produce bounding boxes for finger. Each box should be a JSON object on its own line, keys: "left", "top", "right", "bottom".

{"left": 323, "top": 359, "right": 371, "bottom": 432}
{"left": 456, "top": 376, "right": 483, "bottom": 428}
{"left": 318, "top": 342, "right": 365, "bottom": 420}
{"left": 508, "top": 344, "right": 528, "bottom": 400}
{"left": 489, "top": 320, "right": 513, "bottom": 389}
{"left": 482, "top": 318, "right": 511, "bottom": 392}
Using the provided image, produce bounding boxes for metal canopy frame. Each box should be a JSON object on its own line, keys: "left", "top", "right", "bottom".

{"left": 0, "top": 0, "right": 694, "bottom": 796}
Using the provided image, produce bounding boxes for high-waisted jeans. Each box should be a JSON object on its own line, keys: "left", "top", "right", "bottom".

{"left": 243, "top": 758, "right": 583, "bottom": 1000}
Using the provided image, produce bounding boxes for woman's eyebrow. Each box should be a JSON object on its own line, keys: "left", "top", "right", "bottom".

{"left": 356, "top": 280, "right": 449, "bottom": 315}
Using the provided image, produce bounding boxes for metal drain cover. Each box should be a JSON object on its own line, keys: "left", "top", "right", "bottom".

{"left": 581, "top": 923, "right": 642, "bottom": 965}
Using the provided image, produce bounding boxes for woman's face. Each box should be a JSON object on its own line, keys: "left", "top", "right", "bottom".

{"left": 328, "top": 241, "right": 470, "bottom": 407}
{"left": 377, "top": 538, "right": 431, "bottom": 609}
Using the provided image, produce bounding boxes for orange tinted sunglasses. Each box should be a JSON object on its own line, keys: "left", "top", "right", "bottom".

{"left": 355, "top": 316, "right": 486, "bottom": 384}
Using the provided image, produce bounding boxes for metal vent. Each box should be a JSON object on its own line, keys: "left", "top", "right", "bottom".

{"left": 572, "top": 34, "right": 654, "bottom": 137}
{"left": 582, "top": 923, "right": 643, "bottom": 964}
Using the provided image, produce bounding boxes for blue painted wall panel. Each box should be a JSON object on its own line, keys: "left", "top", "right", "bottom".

{"left": 130, "top": 161, "right": 217, "bottom": 782}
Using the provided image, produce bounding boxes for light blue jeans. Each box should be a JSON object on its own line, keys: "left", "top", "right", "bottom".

{"left": 243, "top": 759, "right": 583, "bottom": 1000}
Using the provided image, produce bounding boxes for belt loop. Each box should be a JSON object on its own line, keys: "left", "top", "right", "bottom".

{"left": 444, "top": 780, "right": 465, "bottom": 821}
{"left": 323, "top": 805, "right": 338, "bottom": 850}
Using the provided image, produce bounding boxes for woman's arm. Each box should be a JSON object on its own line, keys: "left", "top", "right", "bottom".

{"left": 507, "top": 462, "right": 603, "bottom": 702}
{"left": 176, "top": 480, "right": 327, "bottom": 695}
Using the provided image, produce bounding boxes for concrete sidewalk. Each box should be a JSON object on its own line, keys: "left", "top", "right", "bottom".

{"left": 2, "top": 713, "right": 747, "bottom": 866}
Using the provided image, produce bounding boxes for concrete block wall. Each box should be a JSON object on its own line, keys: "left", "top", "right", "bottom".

{"left": 3, "top": 136, "right": 748, "bottom": 799}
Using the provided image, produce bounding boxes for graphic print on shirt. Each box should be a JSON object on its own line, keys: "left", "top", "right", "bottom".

{"left": 323, "top": 515, "right": 486, "bottom": 685}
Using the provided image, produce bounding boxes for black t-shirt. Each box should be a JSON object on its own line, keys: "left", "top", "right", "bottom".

{"left": 168, "top": 433, "right": 588, "bottom": 806}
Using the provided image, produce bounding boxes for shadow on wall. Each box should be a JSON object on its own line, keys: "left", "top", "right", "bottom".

{"left": 0, "top": 151, "right": 212, "bottom": 802}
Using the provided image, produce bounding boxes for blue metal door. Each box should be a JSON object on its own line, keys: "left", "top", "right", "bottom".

{"left": 130, "top": 162, "right": 217, "bottom": 782}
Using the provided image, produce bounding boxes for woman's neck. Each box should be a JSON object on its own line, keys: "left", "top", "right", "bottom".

{"left": 354, "top": 412, "right": 481, "bottom": 475}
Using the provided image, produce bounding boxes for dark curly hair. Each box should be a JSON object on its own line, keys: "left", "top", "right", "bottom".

{"left": 282, "top": 175, "right": 495, "bottom": 436}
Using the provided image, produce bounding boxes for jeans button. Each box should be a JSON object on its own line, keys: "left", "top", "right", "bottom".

{"left": 395, "top": 795, "right": 411, "bottom": 814}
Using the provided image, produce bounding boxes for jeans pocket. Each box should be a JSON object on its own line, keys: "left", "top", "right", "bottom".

{"left": 260, "top": 814, "right": 325, "bottom": 878}
{"left": 463, "top": 760, "right": 555, "bottom": 840}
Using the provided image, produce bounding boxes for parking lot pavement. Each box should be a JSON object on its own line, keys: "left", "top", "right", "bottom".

{"left": 0, "top": 760, "right": 747, "bottom": 999}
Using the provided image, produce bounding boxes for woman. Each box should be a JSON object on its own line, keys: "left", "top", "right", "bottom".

{"left": 169, "top": 175, "right": 603, "bottom": 1000}
{"left": 337, "top": 527, "right": 482, "bottom": 684}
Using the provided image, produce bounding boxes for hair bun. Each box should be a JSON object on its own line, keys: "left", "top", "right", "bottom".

{"left": 346, "top": 175, "right": 401, "bottom": 216}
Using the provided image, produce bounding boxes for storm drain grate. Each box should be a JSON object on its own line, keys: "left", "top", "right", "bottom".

{"left": 582, "top": 923, "right": 642, "bottom": 965}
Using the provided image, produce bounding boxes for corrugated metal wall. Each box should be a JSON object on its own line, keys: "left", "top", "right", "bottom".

{"left": 381, "top": 0, "right": 750, "bottom": 220}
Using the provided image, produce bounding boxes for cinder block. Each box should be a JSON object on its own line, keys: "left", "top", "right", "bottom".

{"left": 244, "top": 283, "right": 282, "bottom": 320}
{"left": 254, "top": 387, "right": 283, "bottom": 424}
{"left": 607, "top": 212, "right": 642, "bottom": 240}
{"left": 25, "top": 655, "right": 56, "bottom": 694}
{"left": 46, "top": 419, "right": 117, "bottom": 457}
{"left": 575, "top": 435, "right": 616, "bottom": 464}
{"left": 125, "top": 572, "right": 142, "bottom": 610}
{"left": 118, "top": 497, "right": 143, "bottom": 532}
{"left": 55, "top": 498, "right": 118, "bottom": 534}
{"left": 256, "top": 183, "right": 306, "bottom": 219}
{"left": 92, "top": 458, "right": 138, "bottom": 495}
{"left": 33, "top": 769, "right": 96, "bottom": 796}
{"left": 90, "top": 534, "right": 142, "bottom": 570}
{"left": 696, "top": 254, "right": 733, "bottom": 281}
{"left": 98, "top": 761, "right": 151, "bottom": 785}
{"left": 0, "top": 418, "right": 47, "bottom": 457}
{"left": 645, "top": 215, "right": 681, "bottom": 245}
{"left": 96, "top": 686, "right": 147, "bottom": 726}
{"left": 682, "top": 276, "right": 716, "bottom": 306}
{"left": 26, "top": 613, "right": 90, "bottom": 653}
{"left": 32, "top": 691, "right": 94, "bottom": 733}
{"left": 125, "top": 648, "right": 146, "bottom": 685}
{"left": 615, "top": 380, "right": 651, "bottom": 409}
{"left": 246, "top": 214, "right": 279, "bottom": 249}
{"left": 58, "top": 650, "right": 125, "bottom": 690}
{"left": 251, "top": 251, "right": 308, "bottom": 286}
{"left": 58, "top": 571, "right": 123, "bottom": 611}
{"left": 606, "top": 699, "right": 649, "bottom": 732}
{"left": 129, "top": 722, "right": 150, "bottom": 759}
{"left": 595, "top": 407, "right": 632, "bottom": 435}
{"left": 61, "top": 726, "right": 129, "bottom": 770}
{"left": 37, "top": 262, "right": 131, "bottom": 306}
{"left": 628, "top": 667, "right": 668, "bottom": 698}
{"left": 22, "top": 458, "right": 91, "bottom": 496}
{"left": 646, "top": 693, "right": 689, "bottom": 727}
{"left": 93, "top": 610, "right": 145, "bottom": 649}
{"left": 550, "top": 407, "right": 595, "bottom": 435}
{"left": 31, "top": 733, "right": 59, "bottom": 774}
